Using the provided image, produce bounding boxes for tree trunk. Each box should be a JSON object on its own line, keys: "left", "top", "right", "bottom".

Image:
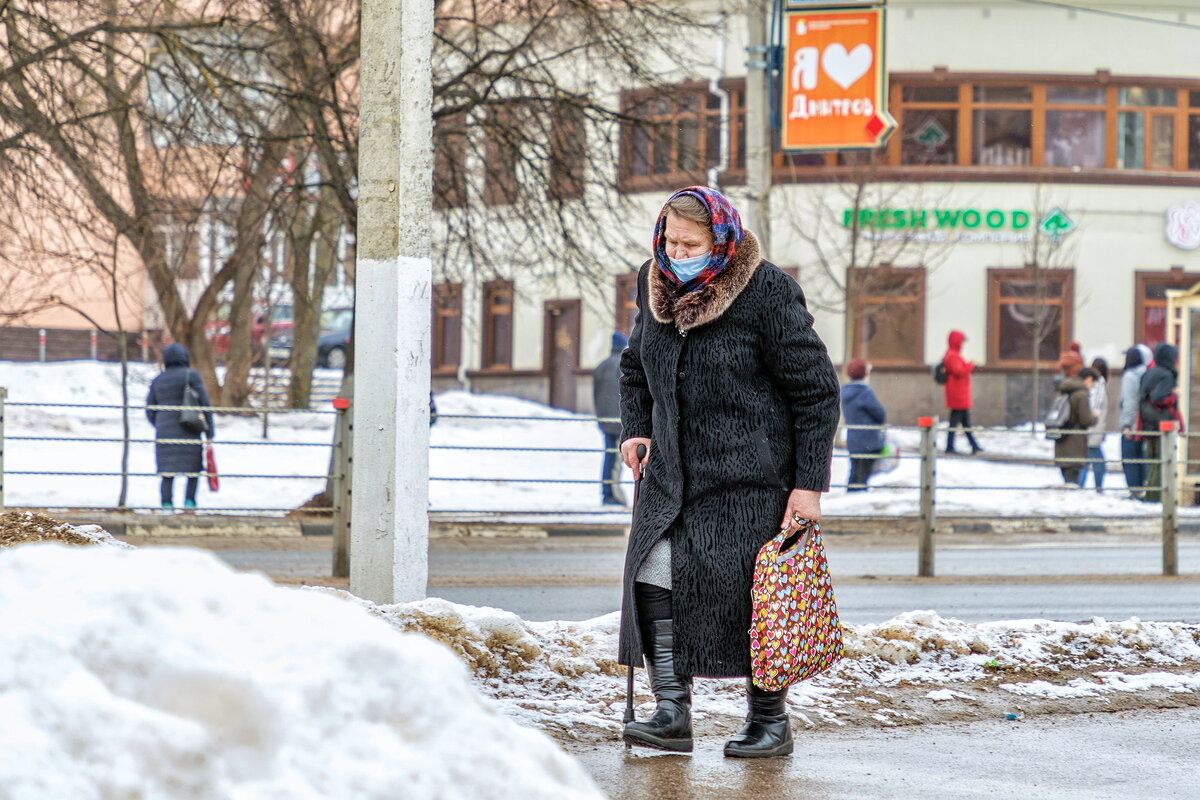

{"left": 286, "top": 198, "right": 325, "bottom": 409}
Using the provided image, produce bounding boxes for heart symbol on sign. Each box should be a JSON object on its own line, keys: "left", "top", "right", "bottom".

{"left": 822, "top": 43, "right": 873, "bottom": 90}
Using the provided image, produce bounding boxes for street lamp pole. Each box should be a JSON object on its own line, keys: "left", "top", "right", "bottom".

{"left": 351, "top": 0, "right": 434, "bottom": 604}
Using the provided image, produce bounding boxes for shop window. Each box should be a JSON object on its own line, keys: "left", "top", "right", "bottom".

{"left": 901, "top": 108, "right": 958, "bottom": 165}
{"left": 432, "top": 282, "right": 462, "bottom": 374}
{"left": 619, "top": 82, "right": 746, "bottom": 191}
{"left": 774, "top": 74, "right": 1200, "bottom": 181}
{"left": 848, "top": 267, "right": 925, "bottom": 366}
{"left": 1187, "top": 91, "right": 1200, "bottom": 170}
{"left": 987, "top": 268, "right": 1074, "bottom": 367}
{"left": 1135, "top": 270, "right": 1200, "bottom": 347}
{"left": 615, "top": 272, "right": 639, "bottom": 336}
{"left": 481, "top": 280, "right": 514, "bottom": 369}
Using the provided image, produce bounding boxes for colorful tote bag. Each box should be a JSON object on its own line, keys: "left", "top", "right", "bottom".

{"left": 749, "top": 518, "right": 844, "bottom": 691}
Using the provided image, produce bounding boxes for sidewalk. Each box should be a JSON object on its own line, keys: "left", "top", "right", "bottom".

{"left": 38, "top": 507, "right": 1200, "bottom": 539}
{"left": 567, "top": 707, "right": 1200, "bottom": 800}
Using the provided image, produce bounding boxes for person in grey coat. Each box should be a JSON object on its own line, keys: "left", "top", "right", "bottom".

{"left": 1119, "top": 344, "right": 1152, "bottom": 498}
{"left": 618, "top": 187, "right": 840, "bottom": 758}
{"left": 592, "top": 332, "right": 628, "bottom": 505}
{"left": 146, "top": 343, "right": 214, "bottom": 509}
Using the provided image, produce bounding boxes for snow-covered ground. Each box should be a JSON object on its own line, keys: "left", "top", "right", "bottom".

{"left": 0, "top": 543, "right": 604, "bottom": 799}
{"left": 364, "top": 596, "right": 1200, "bottom": 737}
{"left": 0, "top": 360, "right": 1189, "bottom": 518}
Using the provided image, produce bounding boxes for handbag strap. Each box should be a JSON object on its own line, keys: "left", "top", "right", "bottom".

{"left": 776, "top": 518, "right": 818, "bottom": 561}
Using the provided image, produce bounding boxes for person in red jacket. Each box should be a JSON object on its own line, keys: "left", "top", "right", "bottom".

{"left": 943, "top": 330, "right": 983, "bottom": 454}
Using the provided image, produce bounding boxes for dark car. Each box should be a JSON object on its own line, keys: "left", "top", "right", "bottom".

{"left": 316, "top": 324, "right": 351, "bottom": 368}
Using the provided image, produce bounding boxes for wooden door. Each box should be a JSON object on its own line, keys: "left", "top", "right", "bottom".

{"left": 544, "top": 300, "right": 580, "bottom": 411}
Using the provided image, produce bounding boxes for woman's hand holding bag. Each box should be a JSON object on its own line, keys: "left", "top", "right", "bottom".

{"left": 779, "top": 489, "right": 820, "bottom": 528}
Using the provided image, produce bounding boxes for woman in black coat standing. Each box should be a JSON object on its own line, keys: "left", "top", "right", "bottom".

{"left": 618, "top": 187, "right": 840, "bottom": 758}
{"left": 146, "top": 343, "right": 215, "bottom": 510}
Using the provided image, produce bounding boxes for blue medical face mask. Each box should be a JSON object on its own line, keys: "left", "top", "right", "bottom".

{"left": 668, "top": 251, "right": 710, "bottom": 281}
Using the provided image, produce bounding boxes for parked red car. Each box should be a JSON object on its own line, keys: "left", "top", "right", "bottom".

{"left": 205, "top": 304, "right": 296, "bottom": 357}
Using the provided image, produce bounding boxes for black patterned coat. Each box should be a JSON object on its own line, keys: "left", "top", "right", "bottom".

{"left": 618, "top": 231, "right": 841, "bottom": 677}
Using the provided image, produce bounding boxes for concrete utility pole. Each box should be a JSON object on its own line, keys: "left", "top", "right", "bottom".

{"left": 744, "top": 0, "right": 773, "bottom": 254}
{"left": 351, "top": 0, "right": 434, "bottom": 604}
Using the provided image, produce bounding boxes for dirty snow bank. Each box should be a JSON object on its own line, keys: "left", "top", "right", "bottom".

{"left": 0, "top": 510, "right": 130, "bottom": 549}
{"left": 349, "top": 599, "right": 1200, "bottom": 735}
{"left": 0, "top": 546, "right": 602, "bottom": 800}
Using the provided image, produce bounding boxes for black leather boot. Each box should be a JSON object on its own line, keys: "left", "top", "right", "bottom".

{"left": 724, "top": 680, "right": 793, "bottom": 758}
{"left": 622, "top": 619, "right": 693, "bottom": 752}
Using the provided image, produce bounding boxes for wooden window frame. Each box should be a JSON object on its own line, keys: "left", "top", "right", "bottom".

{"left": 482, "top": 105, "right": 521, "bottom": 207}
{"left": 433, "top": 113, "right": 468, "bottom": 210}
{"left": 480, "top": 279, "right": 514, "bottom": 370}
{"left": 986, "top": 267, "right": 1075, "bottom": 369}
{"left": 432, "top": 282, "right": 462, "bottom": 375}
{"left": 1134, "top": 268, "right": 1200, "bottom": 347}
{"left": 617, "top": 80, "right": 747, "bottom": 193}
{"left": 615, "top": 271, "right": 639, "bottom": 336}
{"left": 773, "top": 72, "right": 1200, "bottom": 187}
{"left": 847, "top": 266, "right": 926, "bottom": 367}
{"left": 548, "top": 106, "right": 586, "bottom": 202}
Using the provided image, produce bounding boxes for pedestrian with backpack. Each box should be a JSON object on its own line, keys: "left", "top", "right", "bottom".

{"left": 146, "top": 343, "right": 215, "bottom": 510}
{"left": 941, "top": 330, "right": 983, "bottom": 454}
{"left": 1053, "top": 366, "right": 1096, "bottom": 486}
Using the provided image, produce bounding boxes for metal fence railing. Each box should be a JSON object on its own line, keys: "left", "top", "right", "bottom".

{"left": 0, "top": 389, "right": 1192, "bottom": 576}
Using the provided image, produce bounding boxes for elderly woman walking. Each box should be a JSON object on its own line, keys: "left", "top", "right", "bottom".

{"left": 617, "top": 187, "right": 841, "bottom": 758}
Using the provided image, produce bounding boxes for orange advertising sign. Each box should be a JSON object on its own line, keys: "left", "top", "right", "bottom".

{"left": 780, "top": 7, "right": 895, "bottom": 151}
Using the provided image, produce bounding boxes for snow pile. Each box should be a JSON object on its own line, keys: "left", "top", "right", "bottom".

{"left": 0, "top": 510, "right": 130, "bottom": 549}
{"left": 0, "top": 545, "right": 603, "bottom": 800}
{"left": 1000, "top": 671, "right": 1200, "bottom": 699}
{"left": 346, "top": 600, "right": 1200, "bottom": 735}
{"left": 839, "top": 610, "right": 1200, "bottom": 685}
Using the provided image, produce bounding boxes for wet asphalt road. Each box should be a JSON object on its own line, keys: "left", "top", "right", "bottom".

{"left": 566, "top": 707, "right": 1200, "bottom": 800}
{"left": 208, "top": 536, "right": 1200, "bottom": 624}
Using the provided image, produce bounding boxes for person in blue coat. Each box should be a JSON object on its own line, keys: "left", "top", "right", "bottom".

{"left": 841, "top": 358, "right": 886, "bottom": 492}
{"left": 146, "top": 343, "right": 215, "bottom": 510}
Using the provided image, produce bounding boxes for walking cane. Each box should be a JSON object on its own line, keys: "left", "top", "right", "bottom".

{"left": 623, "top": 443, "right": 647, "bottom": 731}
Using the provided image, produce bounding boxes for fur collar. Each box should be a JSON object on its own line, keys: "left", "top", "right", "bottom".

{"left": 648, "top": 229, "right": 762, "bottom": 332}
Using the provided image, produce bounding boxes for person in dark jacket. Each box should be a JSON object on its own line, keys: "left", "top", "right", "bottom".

{"left": 618, "top": 187, "right": 840, "bottom": 759}
{"left": 1138, "top": 343, "right": 1180, "bottom": 502}
{"left": 593, "top": 332, "right": 629, "bottom": 505}
{"left": 146, "top": 343, "right": 214, "bottom": 510}
{"left": 841, "top": 358, "right": 886, "bottom": 492}
{"left": 942, "top": 330, "right": 983, "bottom": 454}
{"left": 1054, "top": 367, "right": 1097, "bottom": 485}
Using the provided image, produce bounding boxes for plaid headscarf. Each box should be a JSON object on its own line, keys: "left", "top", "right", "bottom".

{"left": 652, "top": 186, "right": 745, "bottom": 293}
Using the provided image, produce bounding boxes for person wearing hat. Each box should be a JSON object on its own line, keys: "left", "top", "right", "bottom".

{"left": 841, "top": 358, "right": 887, "bottom": 492}
{"left": 942, "top": 330, "right": 982, "bottom": 454}
{"left": 593, "top": 331, "right": 629, "bottom": 505}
